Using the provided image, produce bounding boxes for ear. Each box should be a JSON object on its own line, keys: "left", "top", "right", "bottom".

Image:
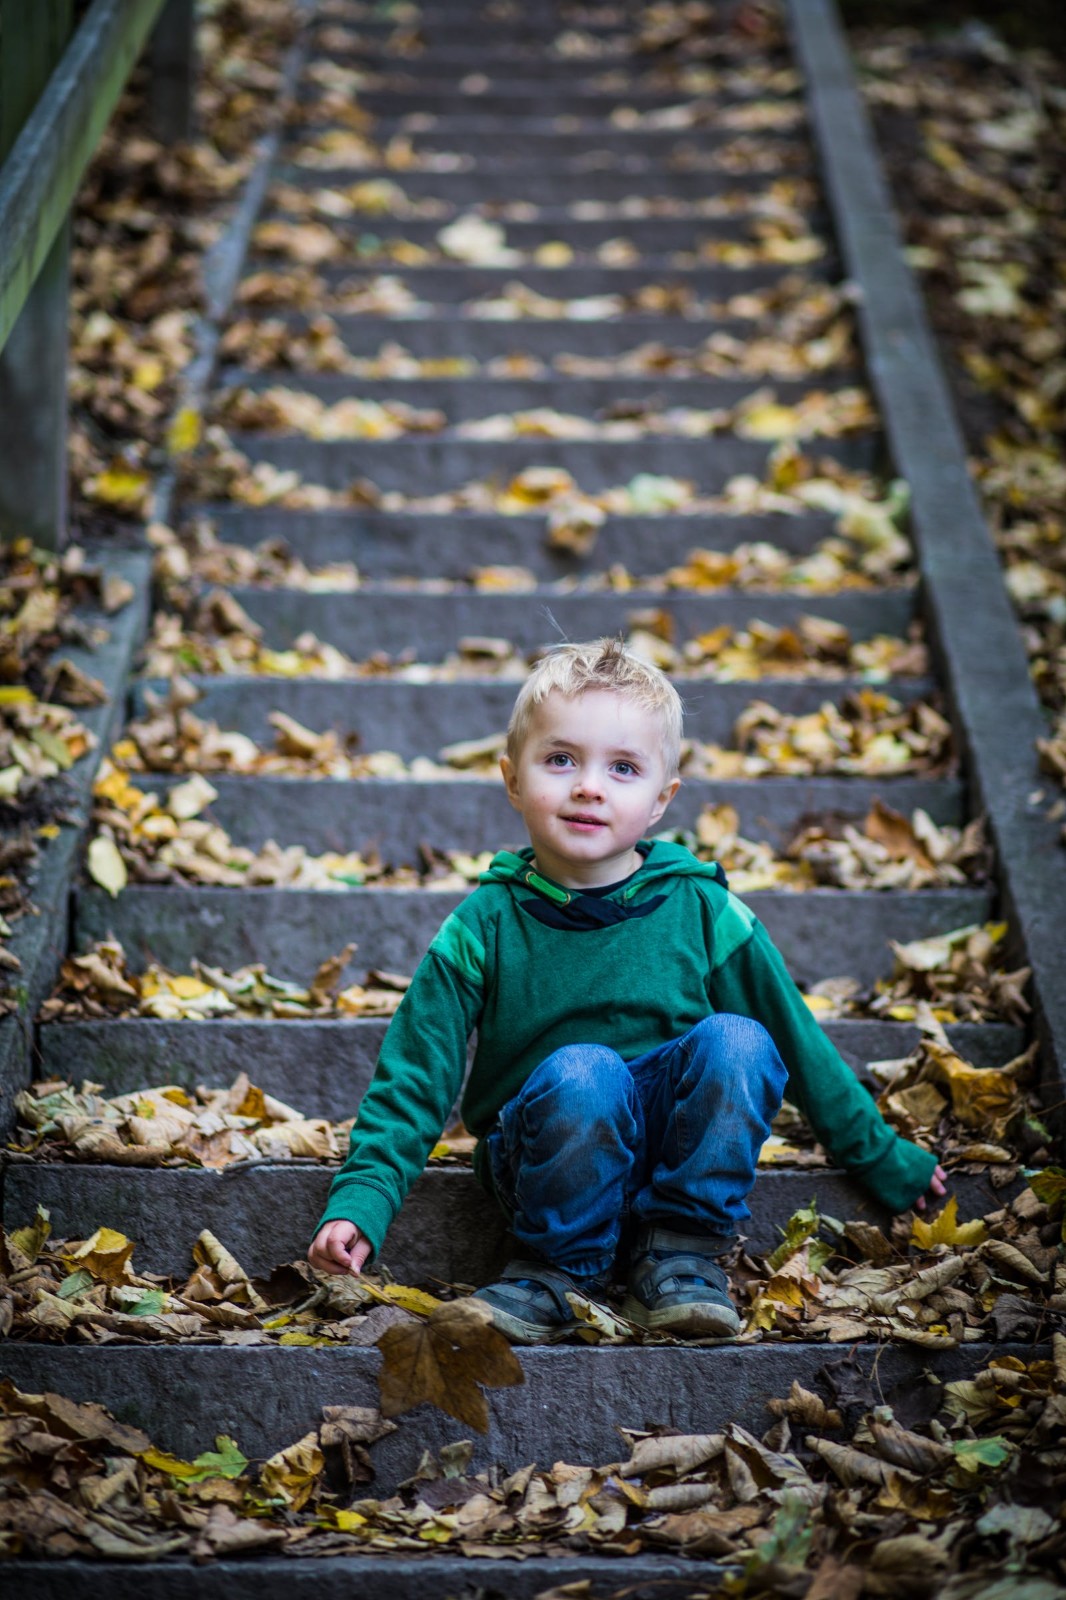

{"left": 500, "top": 754, "right": 522, "bottom": 810}
{"left": 646, "top": 775, "right": 681, "bottom": 829}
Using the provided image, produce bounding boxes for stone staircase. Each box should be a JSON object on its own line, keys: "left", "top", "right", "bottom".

{"left": 3, "top": 0, "right": 1047, "bottom": 1585}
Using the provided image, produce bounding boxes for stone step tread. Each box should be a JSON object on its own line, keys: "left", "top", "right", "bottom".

{"left": 198, "top": 508, "right": 845, "bottom": 570}
{"left": 222, "top": 433, "right": 877, "bottom": 490}
{"left": 131, "top": 677, "right": 940, "bottom": 755}
{"left": 274, "top": 162, "right": 812, "bottom": 199}
{"left": 3, "top": 1164, "right": 1011, "bottom": 1291}
{"left": 36, "top": 1017, "right": 1023, "bottom": 1120}
{"left": 259, "top": 212, "right": 822, "bottom": 247}
{"left": 223, "top": 588, "right": 917, "bottom": 655}
{"left": 132, "top": 774, "right": 964, "bottom": 857}
{"left": 217, "top": 372, "right": 861, "bottom": 408}
{"left": 1, "top": 1557, "right": 727, "bottom": 1600}
{"left": 72, "top": 885, "right": 992, "bottom": 990}
{"left": 0, "top": 1340, "right": 1026, "bottom": 1488}
{"left": 268, "top": 313, "right": 833, "bottom": 357}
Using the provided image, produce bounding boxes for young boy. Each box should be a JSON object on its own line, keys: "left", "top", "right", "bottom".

{"left": 309, "top": 639, "right": 946, "bottom": 1342}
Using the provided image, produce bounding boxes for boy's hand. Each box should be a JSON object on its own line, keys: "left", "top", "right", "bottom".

{"left": 914, "top": 1164, "right": 948, "bottom": 1212}
{"left": 308, "top": 1219, "right": 372, "bottom": 1277}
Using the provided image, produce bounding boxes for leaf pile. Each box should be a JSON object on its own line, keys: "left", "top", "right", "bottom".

{"left": 665, "top": 799, "right": 988, "bottom": 893}
{"left": 805, "top": 920, "right": 1032, "bottom": 1028}
{"left": 69, "top": 0, "right": 300, "bottom": 528}
{"left": 855, "top": 28, "right": 1066, "bottom": 842}
{"left": 39, "top": 939, "right": 408, "bottom": 1023}
{"left": 150, "top": 518, "right": 360, "bottom": 600}
{"left": 0, "top": 538, "right": 133, "bottom": 1002}
{"left": 220, "top": 276, "right": 858, "bottom": 380}
{"left": 2, "top": 1209, "right": 1064, "bottom": 1586}
{"left": 13, "top": 1074, "right": 341, "bottom": 1169}
{"left": 682, "top": 689, "right": 954, "bottom": 779}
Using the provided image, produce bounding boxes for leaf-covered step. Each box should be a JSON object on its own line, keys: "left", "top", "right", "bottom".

{"left": 224, "top": 589, "right": 917, "bottom": 659}
{"left": 225, "top": 432, "right": 879, "bottom": 491}
{"left": 217, "top": 373, "right": 861, "bottom": 417}
{"left": 0, "top": 1339, "right": 1018, "bottom": 1488}
{"left": 72, "top": 885, "right": 992, "bottom": 988}
{"left": 201, "top": 508, "right": 844, "bottom": 573}
{"left": 131, "top": 677, "right": 940, "bottom": 759}
{"left": 36, "top": 1016, "right": 1024, "bottom": 1120}
{"left": 315, "top": 313, "right": 827, "bottom": 358}
{"left": 289, "top": 123, "right": 810, "bottom": 165}
{"left": 328, "top": 88, "right": 803, "bottom": 121}
{"left": 257, "top": 211, "right": 827, "bottom": 260}
{"left": 4, "top": 1164, "right": 1010, "bottom": 1286}
{"left": 273, "top": 162, "right": 811, "bottom": 205}
{"left": 134, "top": 775, "right": 964, "bottom": 858}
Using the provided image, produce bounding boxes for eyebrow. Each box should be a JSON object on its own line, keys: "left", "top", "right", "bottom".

{"left": 533, "top": 737, "right": 650, "bottom": 761}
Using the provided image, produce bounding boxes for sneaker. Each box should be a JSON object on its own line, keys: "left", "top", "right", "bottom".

{"left": 623, "top": 1223, "right": 740, "bottom": 1338}
{"left": 473, "top": 1258, "right": 610, "bottom": 1345}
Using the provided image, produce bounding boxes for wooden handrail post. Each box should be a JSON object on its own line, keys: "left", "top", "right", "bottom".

{"left": 148, "top": 0, "right": 198, "bottom": 144}
{"left": 0, "top": 0, "right": 75, "bottom": 548}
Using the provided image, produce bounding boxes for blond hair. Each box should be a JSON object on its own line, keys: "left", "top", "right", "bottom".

{"left": 506, "top": 637, "right": 683, "bottom": 776}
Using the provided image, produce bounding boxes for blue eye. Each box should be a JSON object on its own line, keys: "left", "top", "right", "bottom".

{"left": 613, "top": 762, "right": 637, "bottom": 776}
{"left": 547, "top": 753, "right": 573, "bottom": 767}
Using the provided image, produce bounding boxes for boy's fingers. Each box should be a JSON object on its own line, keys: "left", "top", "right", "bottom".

{"left": 326, "top": 1229, "right": 355, "bottom": 1267}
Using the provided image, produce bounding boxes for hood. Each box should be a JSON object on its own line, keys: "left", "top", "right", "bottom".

{"left": 479, "top": 838, "right": 726, "bottom": 909}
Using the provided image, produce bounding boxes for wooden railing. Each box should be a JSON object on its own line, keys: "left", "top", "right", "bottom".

{"left": 0, "top": 0, "right": 196, "bottom": 547}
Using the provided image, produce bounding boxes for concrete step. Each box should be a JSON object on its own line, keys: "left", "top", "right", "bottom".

{"left": 0, "top": 1338, "right": 1017, "bottom": 1486}
{"left": 200, "top": 508, "right": 844, "bottom": 573}
{"left": 302, "top": 313, "right": 839, "bottom": 359}
{"left": 73, "top": 884, "right": 991, "bottom": 988}
{"left": 257, "top": 212, "right": 826, "bottom": 258}
{"left": 0, "top": 1556, "right": 726, "bottom": 1599}
{"left": 289, "top": 123, "right": 811, "bottom": 164}
{"left": 37, "top": 1015, "right": 1021, "bottom": 1120}
{"left": 261, "top": 262, "right": 835, "bottom": 304}
{"left": 224, "top": 433, "right": 879, "bottom": 491}
{"left": 134, "top": 774, "right": 964, "bottom": 858}
{"left": 4, "top": 1163, "right": 1011, "bottom": 1289}
{"left": 222, "top": 588, "right": 917, "bottom": 658}
{"left": 131, "top": 677, "right": 940, "bottom": 758}
{"left": 273, "top": 163, "right": 815, "bottom": 205}
{"left": 217, "top": 372, "right": 862, "bottom": 418}
{"left": 323, "top": 88, "right": 804, "bottom": 120}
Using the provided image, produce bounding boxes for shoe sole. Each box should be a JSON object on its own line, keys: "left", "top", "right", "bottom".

{"left": 477, "top": 1304, "right": 578, "bottom": 1345}
{"left": 622, "top": 1294, "right": 741, "bottom": 1339}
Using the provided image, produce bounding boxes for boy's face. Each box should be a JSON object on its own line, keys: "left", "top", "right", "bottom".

{"left": 500, "top": 688, "right": 680, "bottom": 889}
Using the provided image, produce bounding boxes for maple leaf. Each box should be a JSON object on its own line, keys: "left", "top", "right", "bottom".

{"left": 376, "top": 1298, "right": 523, "bottom": 1433}
{"left": 911, "top": 1197, "right": 988, "bottom": 1250}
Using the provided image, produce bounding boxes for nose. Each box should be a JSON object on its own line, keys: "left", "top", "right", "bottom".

{"left": 572, "top": 767, "right": 605, "bottom": 800}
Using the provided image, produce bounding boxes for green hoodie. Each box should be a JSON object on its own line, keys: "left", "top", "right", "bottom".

{"left": 314, "top": 840, "right": 937, "bottom": 1253}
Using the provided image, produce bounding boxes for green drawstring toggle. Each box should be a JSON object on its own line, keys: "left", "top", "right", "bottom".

{"left": 523, "top": 870, "right": 571, "bottom": 905}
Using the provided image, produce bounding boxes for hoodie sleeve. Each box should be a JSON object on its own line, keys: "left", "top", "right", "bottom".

{"left": 311, "top": 908, "right": 486, "bottom": 1255}
{"left": 706, "top": 894, "right": 938, "bottom": 1213}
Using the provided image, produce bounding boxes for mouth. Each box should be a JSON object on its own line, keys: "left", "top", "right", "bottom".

{"left": 562, "top": 813, "right": 607, "bottom": 829}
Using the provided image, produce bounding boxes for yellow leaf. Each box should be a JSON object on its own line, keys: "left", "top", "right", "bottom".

{"left": 87, "top": 836, "right": 128, "bottom": 897}
{"left": 167, "top": 407, "right": 202, "bottom": 455}
{"left": 260, "top": 1433, "right": 324, "bottom": 1509}
{"left": 7, "top": 1205, "right": 51, "bottom": 1265}
{"left": 63, "top": 1226, "right": 136, "bottom": 1284}
{"left": 167, "top": 975, "right": 217, "bottom": 1001}
{"left": 737, "top": 402, "right": 802, "bottom": 440}
{"left": 0, "top": 686, "right": 36, "bottom": 706}
{"left": 85, "top": 466, "right": 151, "bottom": 511}
{"left": 911, "top": 1197, "right": 988, "bottom": 1249}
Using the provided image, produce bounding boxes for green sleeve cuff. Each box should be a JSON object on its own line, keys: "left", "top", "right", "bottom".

{"left": 850, "top": 1137, "right": 939, "bottom": 1214}
{"left": 312, "top": 1180, "right": 396, "bottom": 1259}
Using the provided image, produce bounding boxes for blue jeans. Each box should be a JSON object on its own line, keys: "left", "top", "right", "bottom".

{"left": 484, "top": 1013, "right": 788, "bottom": 1280}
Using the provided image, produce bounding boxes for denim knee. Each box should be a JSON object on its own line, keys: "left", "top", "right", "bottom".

{"left": 685, "top": 1013, "right": 788, "bottom": 1094}
{"left": 517, "top": 1043, "right": 633, "bottom": 1124}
